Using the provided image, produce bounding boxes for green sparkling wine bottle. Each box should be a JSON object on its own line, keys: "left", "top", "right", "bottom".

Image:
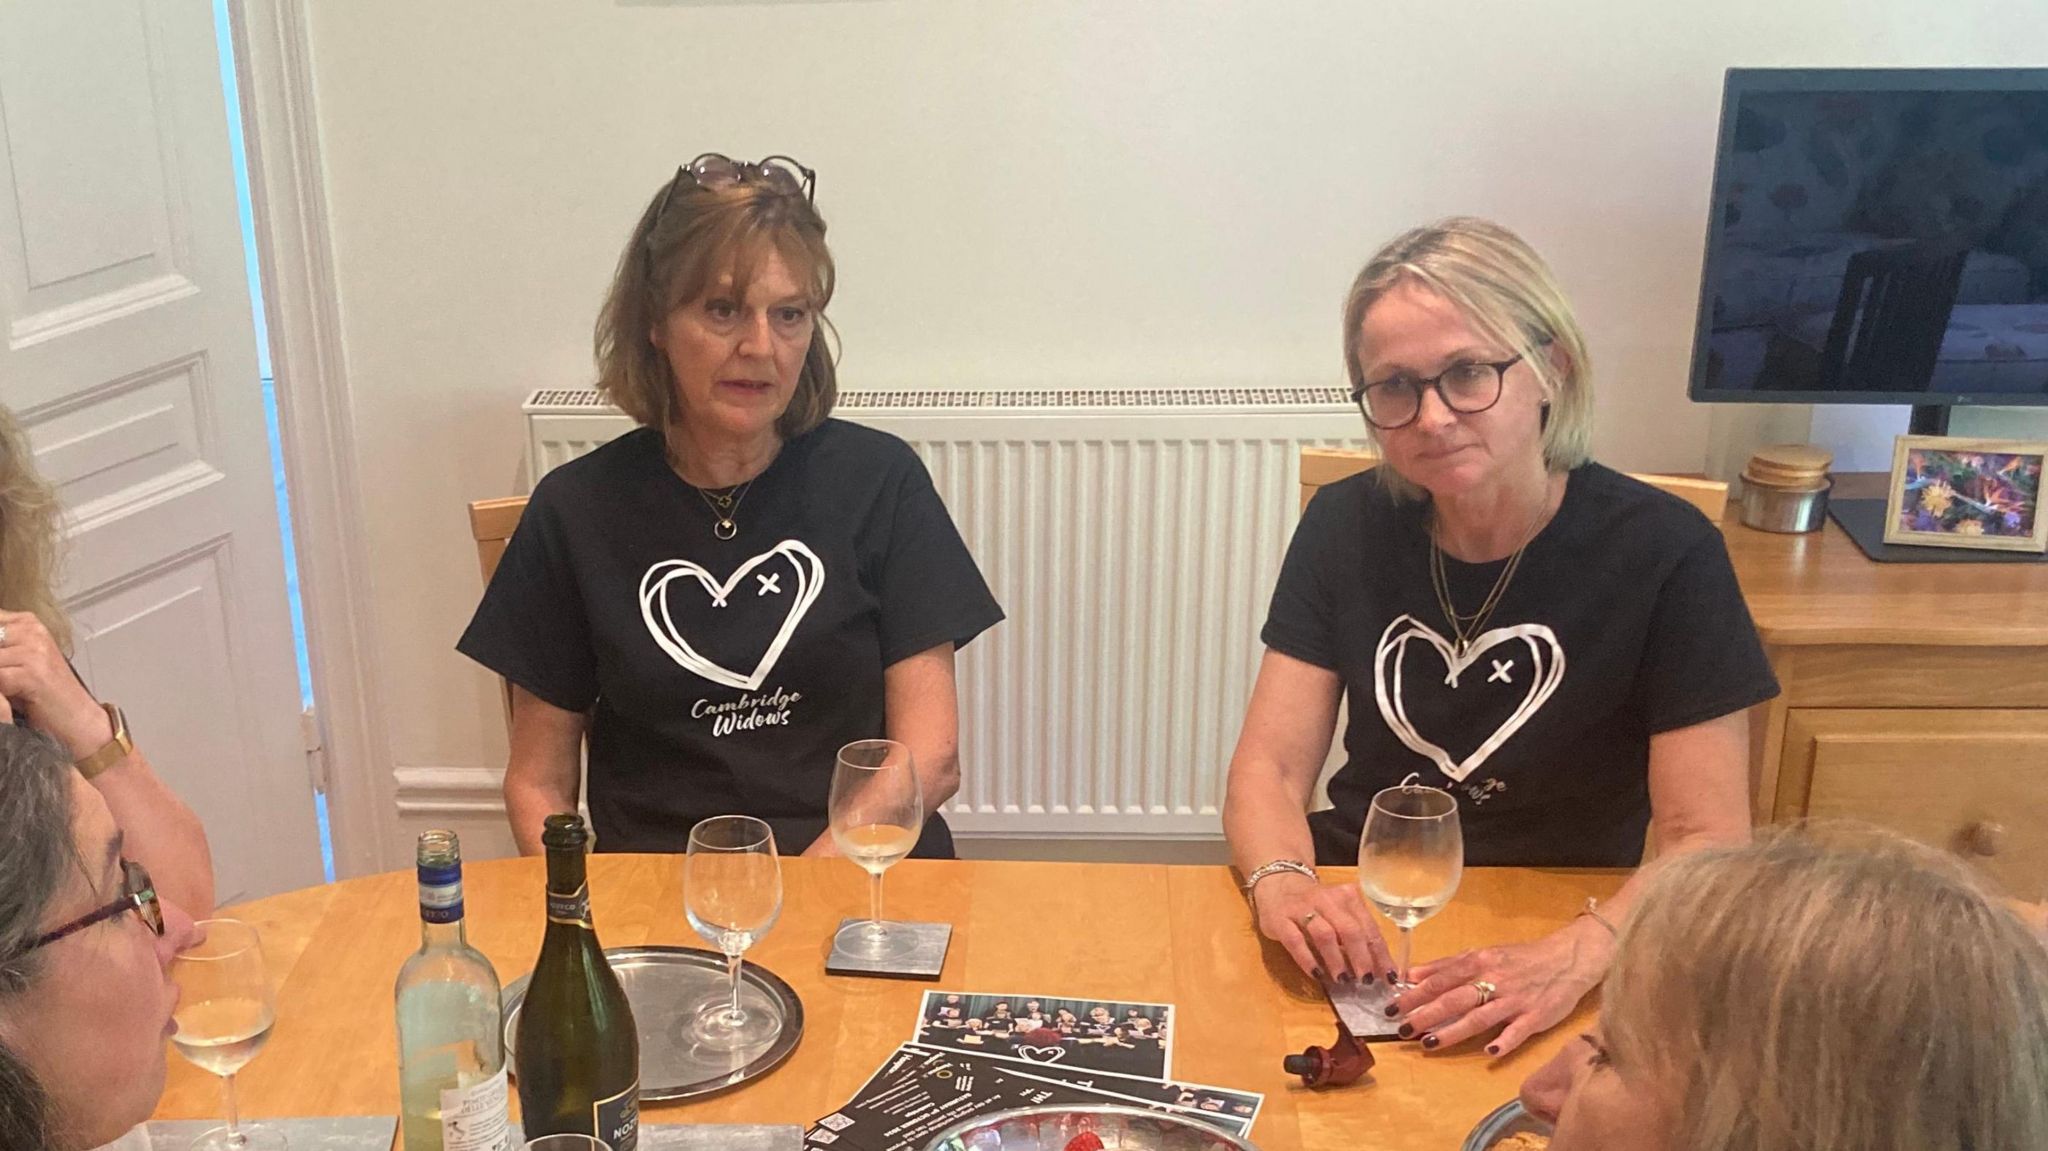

{"left": 514, "top": 815, "right": 639, "bottom": 1150}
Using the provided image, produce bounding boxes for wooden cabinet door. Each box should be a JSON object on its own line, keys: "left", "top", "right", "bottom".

{"left": 1777, "top": 710, "right": 2047, "bottom": 901}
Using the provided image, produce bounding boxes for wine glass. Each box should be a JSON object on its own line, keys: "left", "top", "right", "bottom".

{"left": 170, "top": 919, "right": 285, "bottom": 1151}
{"left": 828, "top": 738, "right": 923, "bottom": 963}
{"left": 1357, "top": 779, "right": 1463, "bottom": 986}
{"left": 683, "top": 815, "right": 783, "bottom": 1051}
{"left": 523, "top": 1137, "right": 608, "bottom": 1151}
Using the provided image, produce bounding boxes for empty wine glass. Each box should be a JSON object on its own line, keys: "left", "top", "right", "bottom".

{"left": 829, "top": 738, "right": 923, "bottom": 962}
{"left": 1358, "top": 778, "right": 1463, "bottom": 986}
{"left": 683, "top": 815, "right": 783, "bottom": 1051}
{"left": 171, "top": 919, "right": 285, "bottom": 1151}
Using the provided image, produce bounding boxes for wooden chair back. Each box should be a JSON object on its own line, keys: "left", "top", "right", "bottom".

{"left": 467, "top": 496, "right": 529, "bottom": 727}
{"left": 1298, "top": 447, "right": 1729, "bottom": 521}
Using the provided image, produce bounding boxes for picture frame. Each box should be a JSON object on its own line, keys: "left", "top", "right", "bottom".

{"left": 1883, "top": 435, "right": 2048, "bottom": 553}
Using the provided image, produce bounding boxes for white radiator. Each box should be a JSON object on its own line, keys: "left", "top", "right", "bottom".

{"left": 522, "top": 388, "right": 1361, "bottom": 842}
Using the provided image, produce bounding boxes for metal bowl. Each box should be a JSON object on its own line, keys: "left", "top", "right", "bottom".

{"left": 923, "top": 1104, "right": 1260, "bottom": 1150}
{"left": 1462, "top": 1099, "right": 1554, "bottom": 1150}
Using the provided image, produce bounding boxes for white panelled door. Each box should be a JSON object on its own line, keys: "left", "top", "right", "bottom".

{"left": 0, "top": 1, "right": 322, "bottom": 901}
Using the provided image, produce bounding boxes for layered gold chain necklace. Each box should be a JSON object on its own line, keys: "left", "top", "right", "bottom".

{"left": 1427, "top": 492, "right": 1554, "bottom": 661}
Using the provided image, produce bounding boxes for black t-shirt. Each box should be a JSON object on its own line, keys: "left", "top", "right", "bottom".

{"left": 1263, "top": 463, "right": 1779, "bottom": 867}
{"left": 458, "top": 420, "right": 1003, "bottom": 854}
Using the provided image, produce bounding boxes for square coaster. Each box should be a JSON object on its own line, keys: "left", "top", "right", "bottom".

{"left": 825, "top": 918, "right": 952, "bottom": 979}
{"left": 148, "top": 1117, "right": 397, "bottom": 1150}
{"left": 1325, "top": 975, "right": 1407, "bottom": 1041}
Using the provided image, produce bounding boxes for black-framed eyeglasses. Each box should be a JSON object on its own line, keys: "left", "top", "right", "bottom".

{"left": 15, "top": 860, "right": 163, "bottom": 957}
{"left": 1350, "top": 354, "right": 1524, "bottom": 431}
{"left": 648, "top": 152, "right": 817, "bottom": 231}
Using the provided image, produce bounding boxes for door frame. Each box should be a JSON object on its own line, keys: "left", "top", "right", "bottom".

{"left": 227, "top": 1, "right": 395, "bottom": 876}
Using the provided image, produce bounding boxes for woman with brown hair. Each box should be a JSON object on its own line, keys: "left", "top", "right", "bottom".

{"left": 1520, "top": 825, "right": 2048, "bottom": 1150}
{"left": 0, "top": 405, "right": 212, "bottom": 914}
{"left": 0, "top": 724, "right": 202, "bottom": 1150}
{"left": 460, "top": 155, "right": 1001, "bottom": 857}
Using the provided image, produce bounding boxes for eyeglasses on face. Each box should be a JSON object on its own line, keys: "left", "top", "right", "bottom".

{"left": 1350, "top": 353, "right": 1524, "bottom": 431}
{"left": 14, "top": 859, "right": 163, "bottom": 958}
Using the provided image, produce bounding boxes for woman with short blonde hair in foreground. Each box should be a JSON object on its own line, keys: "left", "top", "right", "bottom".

{"left": 1522, "top": 825, "right": 2048, "bottom": 1151}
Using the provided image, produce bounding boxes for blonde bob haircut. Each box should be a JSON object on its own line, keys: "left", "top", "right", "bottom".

{"left": 595, "top": 171, "right": 837, "bottom": 439}
{"left": 1341, "top": 218, "right": 1593, "bottom": 498}
{"left": 1604, "top": 824, "right": 2048, "bottom": 1151}
{"left": 0, "top": 405, "right": 71, "bottom": 652}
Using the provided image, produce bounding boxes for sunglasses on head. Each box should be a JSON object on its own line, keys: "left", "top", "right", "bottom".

{"left": 648, "top": 152, "right": 817, "bottom": 232}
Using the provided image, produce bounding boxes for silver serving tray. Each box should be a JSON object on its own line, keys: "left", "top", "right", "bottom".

{"left": 925, "top": 1104, "right": 1261, "bottom": 1151}
{"left": 1462, "top": 1099, "right": 1553, "bottom": 1150}
{"left": 503, "top": 944, "right": 803, "bottom": 1102}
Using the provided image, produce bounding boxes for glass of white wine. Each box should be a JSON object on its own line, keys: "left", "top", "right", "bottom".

{"left": 171, "top": 918, "right": 284, "bottom": 1151}
{"left": 683, "top": 815, "right": 784, "bottom": 1051}
{"left": 1357, "top": 778, "right": 1463, "bottom": 986}
{"left": 828, "top": 739, "right": 923, "bottom": 963}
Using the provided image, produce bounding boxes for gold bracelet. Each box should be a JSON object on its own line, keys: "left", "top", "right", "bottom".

{"left": 1577, "top": 897, "right": 1618, "bottom": 938}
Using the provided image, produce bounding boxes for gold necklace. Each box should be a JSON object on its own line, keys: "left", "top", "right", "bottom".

{"left": 693, "top": 480, "right": 752, "bottom": 540}
{"left": 1428, "top": 494, "right": 1552, "bottom": 660}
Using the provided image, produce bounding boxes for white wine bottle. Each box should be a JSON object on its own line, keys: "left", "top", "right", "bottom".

{"left": 515, "top": 814, "right": 640, "bottom": 1150}
{"left": 396, "top": 830, "right": 511, "bottom": 1151}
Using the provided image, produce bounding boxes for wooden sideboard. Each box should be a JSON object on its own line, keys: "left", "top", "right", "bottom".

{"left": 1728, "top": 474, "right": 2048, "bottom": 902}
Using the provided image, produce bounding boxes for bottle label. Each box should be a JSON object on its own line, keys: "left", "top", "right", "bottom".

{"left": 439, "top": 1065, "right": 511, "bottom": 1151}
{"left": 546, "top": 883, "right": 592, "bottom": 928}
{"left": 595, "top": 1078, "right": 639, "bottom": 1151}
{"left": 419, "top": 860, "right": 464, "bottom": 925}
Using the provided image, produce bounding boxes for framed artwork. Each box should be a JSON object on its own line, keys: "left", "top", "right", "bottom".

{"left": 1883, "top": 435, "right": 2048, "bottom": 553}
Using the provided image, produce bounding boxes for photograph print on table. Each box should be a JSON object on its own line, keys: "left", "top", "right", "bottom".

{"left": 913, "top": 990, "right": 1175, "bottom": 1079}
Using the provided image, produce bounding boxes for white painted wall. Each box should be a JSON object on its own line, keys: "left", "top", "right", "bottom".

{"left": 301, "top": 0, "right": 2048, "bottom": 865}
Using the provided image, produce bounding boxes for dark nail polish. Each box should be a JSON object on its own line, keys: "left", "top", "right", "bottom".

{"left": 1337, "top": 971, "right": 1354, "bottom": 984}
{"left": 1486, "top": 1044, "right": 1501, "bottom": 1057}
{"left": 1421, "top": 1034, "right": 1440, "bottom": 1050}
{"left": 1311, "top": 968, "right": 1326, "bottom": 981}
{"left": 1363, "top": 971, "right": 1376, "bottom": 985}
{"left": 1387, "top": 970, "right": 1400, "bottom": 983}
{"left": 1384, "top": 1003, "right": 1401, "bottom": 1018}
{"left": 1397, "top": 1023, "right": 1415, "bottom": 1039}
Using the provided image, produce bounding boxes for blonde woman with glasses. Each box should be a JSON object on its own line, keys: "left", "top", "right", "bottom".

{"left": 1224, "top": 218, "right": 1777, "bottom": 1056}
{"left": 1520, "top": 825, "right": 2048, "bottom": 1150}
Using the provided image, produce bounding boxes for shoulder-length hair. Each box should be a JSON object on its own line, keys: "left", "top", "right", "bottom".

{"left": 1341, "top": 217, "right": 1593, "bottom": 500}
{"left": 0, "top": 406, "right": 72, "bottom": 653}
{"left": 1604, "top": 824, "right": 2048, "bottom": 1151}
{"left": 594, "top": 171, "right": 838, "bottom": 439}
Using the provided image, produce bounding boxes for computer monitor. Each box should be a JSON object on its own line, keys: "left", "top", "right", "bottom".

{"left": 1687, "top": 68, "right": 2048, "bottom": 433}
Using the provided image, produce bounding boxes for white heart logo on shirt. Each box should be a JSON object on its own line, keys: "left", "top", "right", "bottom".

{"left": 638, "top": 540, "right": 825, "bottom": 690}
{"left": 1014, "top": 1045, "right": 1067, "bottom": 1064}
{"left": 1372, "top": 614, "right": 1566, "bottom": 783}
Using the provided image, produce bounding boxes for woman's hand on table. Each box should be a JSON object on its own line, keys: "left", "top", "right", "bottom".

{"left": 1391, "top": 919, "right": 1609, "bottom": 1056}
{"left": 1252, "top": 872, "right": 1396, "bottom": 984}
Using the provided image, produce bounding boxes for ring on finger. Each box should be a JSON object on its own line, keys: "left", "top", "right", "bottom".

{"left": 1472, "top": 980, "right": 1497, "bottom": 1006}
{"left": 1298, "top": 910, "right": 1320, "bottom": 927}
{"left": 0, "top": 623, "right": 8, "bottom": 646}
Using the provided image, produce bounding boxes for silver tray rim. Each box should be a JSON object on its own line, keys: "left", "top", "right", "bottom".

{"left": 1461, "top": 1098, "right": 1553, "bottom": 1151}
{"left": 922, "top": 1103, "right": 1261, "bottom": 1151}
{"left": 502, "top": 944, "right": 805, "bottom": 1103}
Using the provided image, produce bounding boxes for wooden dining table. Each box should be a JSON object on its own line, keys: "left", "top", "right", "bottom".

{"left": 151, "top": 857, "right": 1626, "bottom": 1150}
